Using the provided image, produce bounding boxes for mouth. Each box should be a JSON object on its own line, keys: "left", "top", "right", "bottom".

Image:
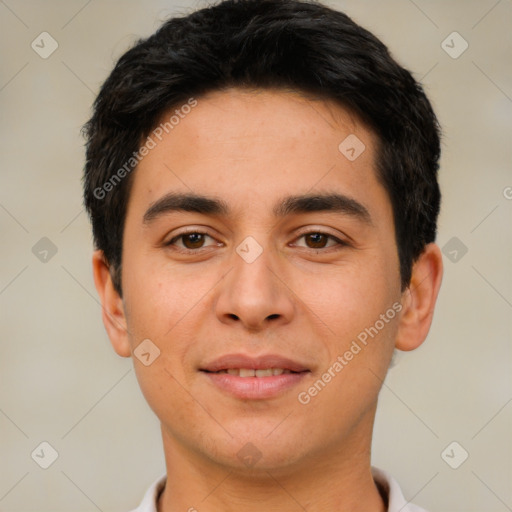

{"left": 200, "top": 353, "right": 310, "bottom": 373}
{"left": 205, "top": 368, "right": 298, "bottom": 377}
{"left": 199, "top": 354, "right": 310, "bottom": 399}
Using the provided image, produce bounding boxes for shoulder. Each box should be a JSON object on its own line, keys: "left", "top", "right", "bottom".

{"left": 127, "top": 474, "right": 166, "bottom": 512}
{"left": 128, "top": 469, "right": 428, "bottom": 512}
{"left": 372, "top": 467, "right": 430, "bottom": 512}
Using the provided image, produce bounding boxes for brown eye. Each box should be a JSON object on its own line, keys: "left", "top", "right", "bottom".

{"left": 181, "top": 233, "right": 206, "bottom": 249}
{"left": 166, "top": 232, "right": 218, "bottom": 251}
{"left": 294, "top": 231, "right": 346, "bottom": 250}
{"left": 304, "top": 233, "right": 330, "bottom": 249}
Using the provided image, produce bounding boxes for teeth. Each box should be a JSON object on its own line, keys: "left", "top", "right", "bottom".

{"left": 255, "top": 369, "right": 273, "bottom": 377}
{"left": 217, "top": 368, "right": 292, "bottom": 377}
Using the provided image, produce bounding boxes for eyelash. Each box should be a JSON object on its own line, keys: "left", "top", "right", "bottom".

{"left": 165, "top": 229, "right": 348, "bottom": 254}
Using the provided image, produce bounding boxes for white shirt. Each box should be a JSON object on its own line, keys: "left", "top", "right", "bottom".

{"left": 129, "top": 467, "right": 428, "bottom": 512}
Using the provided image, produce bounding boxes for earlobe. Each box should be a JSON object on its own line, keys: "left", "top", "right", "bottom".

{"left": 395, "top": 243, "right": 443, "bottom": 351}
{"left": 92, "top": 250, "right": 132, "bottom": 358}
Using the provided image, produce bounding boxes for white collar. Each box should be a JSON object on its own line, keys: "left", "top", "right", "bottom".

{"left": 371, "top": 467, "right": 429, "bottom": 512}
{"left": 130, "top": 467, "right": 429, "bottom": 512}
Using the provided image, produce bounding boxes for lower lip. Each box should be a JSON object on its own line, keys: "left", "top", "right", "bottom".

{"left": 201, "top": 371, "right": 309, "bottom": 400}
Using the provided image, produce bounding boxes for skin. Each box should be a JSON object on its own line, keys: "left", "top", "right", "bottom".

{"left": 93, "top": 88, "right": 443, "bottom": 512}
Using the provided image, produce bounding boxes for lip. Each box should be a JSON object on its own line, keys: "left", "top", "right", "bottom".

{"left": 202, "top": 372, "right": 308, "bottom": 399}
{"left": 200, "top": 353, "right": 310, "bottom": 400}
{"left": 200, "top": 353, "right": 310, "bottom": 373}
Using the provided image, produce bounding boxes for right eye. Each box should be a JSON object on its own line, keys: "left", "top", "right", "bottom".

{"left": 165, "top": 231, "right": 221, "bottom": 252}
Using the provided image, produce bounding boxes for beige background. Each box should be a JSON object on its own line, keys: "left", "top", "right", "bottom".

{"left": 1, "top": 1, "right": 511, "bottom": 510}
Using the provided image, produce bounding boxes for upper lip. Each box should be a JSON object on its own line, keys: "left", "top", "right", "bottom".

{"left": 200, "top": 353, "right": 310, "bottom": 372}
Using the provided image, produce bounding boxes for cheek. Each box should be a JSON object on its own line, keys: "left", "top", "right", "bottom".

{"left": 123, "top": 268, "right": 204, "bottom": 430}
{"left": 121, "top": 272, "right": 194, "bottom": 414}
{"left": 300, "top": 256, "right": 398, "bottom": 342}
{"left": 295, "top": 256, "right": 400, "bottom": 416}
{"left": 132, "top": 361, "right": 203, "bottom": 444}
{"left": 122, "top": 256, "right": 193, "bottom": 338}
{"left": 299, "top": 314, "right": 398, "bottom": 431}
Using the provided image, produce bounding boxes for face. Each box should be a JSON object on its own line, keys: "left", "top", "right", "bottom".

{"left": 117, "top": 88, "right": 403, "bottom": 471}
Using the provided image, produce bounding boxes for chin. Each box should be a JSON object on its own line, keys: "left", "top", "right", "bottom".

{"left": 203, "top": 429, "right": 311, "bottom": 474}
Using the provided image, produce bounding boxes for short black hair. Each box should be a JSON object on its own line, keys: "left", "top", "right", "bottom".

{"left": 83, "top": 0, "right": 441, "bottom": 295}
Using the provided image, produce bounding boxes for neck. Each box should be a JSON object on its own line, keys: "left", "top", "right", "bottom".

{"left": 157, "top": 419, "right": 386, "bottom": 512}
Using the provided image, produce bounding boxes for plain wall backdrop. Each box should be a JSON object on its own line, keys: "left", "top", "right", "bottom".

{"left": 1, "top": 1, "right": 511, "bottom": 511}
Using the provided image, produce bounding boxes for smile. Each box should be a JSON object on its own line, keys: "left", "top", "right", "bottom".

{"left": 211, "top": 368, "right": 295, "bottom": 377}
{"left": 200, "top": 370, "right": 309, "bottom": 400}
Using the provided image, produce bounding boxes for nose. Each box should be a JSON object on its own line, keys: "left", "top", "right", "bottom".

{"left": 214, "top": 240, "right": 295, "bottom": 332}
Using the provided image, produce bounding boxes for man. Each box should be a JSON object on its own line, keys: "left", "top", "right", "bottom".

{"left": 83, "top": 0, "right": 443, "bottom": 510}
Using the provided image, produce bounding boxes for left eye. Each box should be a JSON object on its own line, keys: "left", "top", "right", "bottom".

{"left": 294, "top": 232, "right": 344, "bottom": 249}
{"left": 167, "top": 232, "right": 218, "bottom": 250}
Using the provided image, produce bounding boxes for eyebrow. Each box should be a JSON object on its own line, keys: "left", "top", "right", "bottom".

{"left": 143, "top": 191, "right": 372, "bottom": 225}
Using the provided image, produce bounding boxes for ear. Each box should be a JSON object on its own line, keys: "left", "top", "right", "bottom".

{"left": 92, "top": 250, "right": 131, "bottom": 357}
{"left": 395, "top": 243, "right": 443, "bottom": 351}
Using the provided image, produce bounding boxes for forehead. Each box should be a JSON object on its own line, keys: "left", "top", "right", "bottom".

{"left": 159, "top": 87, "right": 372, "bottom": 158}
{"left": 128, "top": 87, "right": 385, "bottom": 219}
